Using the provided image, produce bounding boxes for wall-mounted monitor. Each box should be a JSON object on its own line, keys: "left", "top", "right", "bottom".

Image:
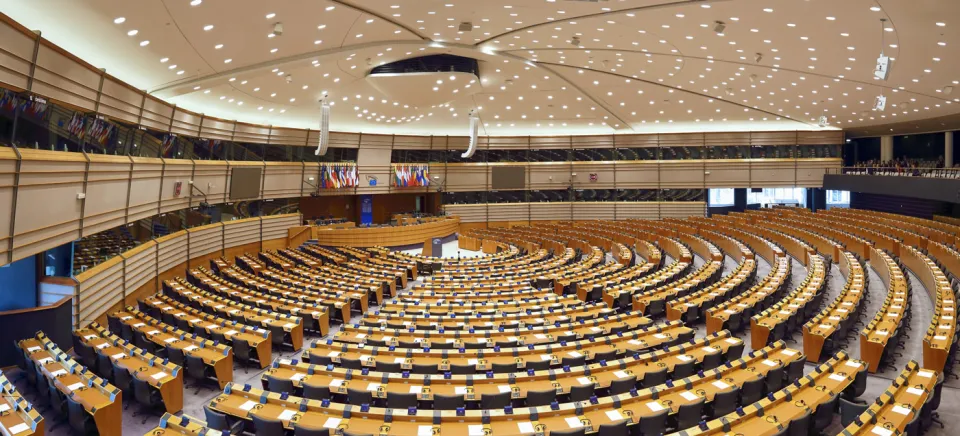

{"left": 229, "top": 167, "right": 263, "bottom": 200}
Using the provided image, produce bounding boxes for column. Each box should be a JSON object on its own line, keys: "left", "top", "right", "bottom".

{"left": 946, "top": 131, "right": 954, "bottom": 168}
{"left": 880, "top": 135, "right": 893, "bottom": 162}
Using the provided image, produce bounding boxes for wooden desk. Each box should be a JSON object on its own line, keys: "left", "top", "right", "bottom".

{"left": 264, "top": 331, "right": 743, "bottom": 403}
{"left": 900, "top": 246, "right": 957, "bottom": 372}
{"left": 750, "top": 255, "right": 827, "bottom": 349}
{"left": 74, "top": 325, "right": 184, "bottom": 413}
{"left": 705, "top": 256, "right": 790, "bottom": 334}
{"left": 304, "top": 321, "right": 693, "bottom": 369}
{"left": 0, "top": 374, "right": 44, "bottom": 436}
{"left": 802, "top": 252, "right": 865, "bottom": 362}
{"left": 360, "top": 302, "right": 617, "bottom": 330}
{"left": 212, "top": 342, "right": 800, "bottom": 435}
{"left": 683, "top": 351, "right": 865, "bottom": 436}
{"left": 840, "top": 361, "right": 938, "bottom": 436}
{"left": 113, "top": 309, "right": 234, "bottom": 389}
{"left": 310, "top": 216, "right": 459, "bottom": 247}
{"left": 139, "top": 294, "right": 272, "bottom": 369}
{"left": 860, "top": 249, "right": 909, "bottom": 373}
{"left": 18, "top": 333, "right": 122, "bottom": 436}
{"left": 666, "top": 258, "right": 756, "bottom": 321}
{"left": 144, "top": 413, "right": 210, "bottom": 436}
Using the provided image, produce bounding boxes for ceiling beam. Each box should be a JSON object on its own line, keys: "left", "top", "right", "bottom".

{"left": 328, "top": 0, "right": 430, "bottom": 41}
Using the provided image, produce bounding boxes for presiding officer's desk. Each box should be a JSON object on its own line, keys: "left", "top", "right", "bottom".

{"left": 211, "top": 342, "right": 801, "bottom": 435}
{"left": 18, "top": 332, "right": 123, "bottom": 436}
{"left": 0, "top": 374, "right": 44, "bottom": 436}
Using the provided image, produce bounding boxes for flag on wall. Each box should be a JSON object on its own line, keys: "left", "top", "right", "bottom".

{"left": 18, "top": 96, "right": 47, "bottom": 118}
{"left": 86, "top": 118, "right": 114, "bottom": 145}
{"left": 67, "top": 113, "right": 86, "bottom": 139}
{"left": 392, "top": 164, "right": 430, "bottom": 187}
{"left": 0, "top": 90, "right": 19, "bottom": 113}
{"left": 319, "top": 163, "right": 357, "bottom": 189}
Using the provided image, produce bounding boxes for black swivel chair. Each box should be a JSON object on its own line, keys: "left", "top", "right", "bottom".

{"left": 672, "top": 359, "right": 696, "bottom": 379}
{"left": 548, "top": 428, "right": 586, "bottom": 436}
{"left": 375, "top": 361, "right": 402, "bottom": 373}
{"left": 340, "top": 358, "right": 363, "bottom": 370}
{"left": 673, "top": 397, "right": 705, "bottom": 432}
{"left": 569, "top": 384, "right": 595, "bottom": 403}
{"left": 638, "top": 407, "right": 669, "bottom": 436}
{"left": 120, "top": 323, "right": 135, "bottom": 342}
{"left": 709, "top": 387, "right": 740, "bottom": 419}
{"left": 185, "top": 354, "right": 211, "bottom": 394}
{"left": 269, "top": 325, "right": 287, "bottom": 354}
{"left": 608, "top": 377, "right": 637, "bottom": 396}
{"left": 266, "top": 374, "right": 295, "bottom": 394}
{"left": 412, "top": 364, "right": 436, "bottom": 374}
{"left": 812, "top": 395, "right": 839, "bottom": 434}
{"left": 492, "top": 362, "right": 517, "bottom": 374}
{"left": 232, "top": 338, "right": 255, "bottom": 373}
{"left": 252, "top": 413, "right": 287, "bottom": 436}
{"left": 433, "top": 394, "right": 465, "bottom": 410}
{"left": 386, "top": 392, "right": 418, "bottom": 409}
{"left": 526, "top": 359, "right": 552, "bottom": 371}
{"left": 303, "top": 382, "right": 331, "bottom": 401}
{"left": 740, "top": 377, "right": 765, "bottom": 405}
{"left": 132, "top": 376, "right": 164, "bottom": 424}
{"left": 480, "top": 392, "right": 512, "bottom": 409}
{"left": 839, "top": 397, "right": 869, "bottom": 428}
{"left": 641, "top": 367, "right": 668, "bottom": 388}
{"left": 134, "top": 332, "right": 155, "bottom": 354}
{"left": 204, "top": 404, "right": 246, "bottom": 435}
{"left": 561, "top": 355, "right": 586, "bottom": 367}
{"left": 700, "top": 351, "right": 724, "bottom": 371}
{"left": 764, "top": 365, "right": 785, "bottom": 393}
{"left": 166, "top": 345, "right": 185, "bottom": 366}
{"left": 112, "top": 362, "right": 133, "bottom": 409}
{"left": 66, "top": 394, "right": 98, "bottom": 435}
{"left": 347, "top": 388, "right": 373, "bottom": 406}
{"left": 97, "top": 353, "right": 115, "bottom": 383}
{"left": 787, "top": 410, "right": 811, "bottom": 436}
{"left": 597, "top": 419, "right": 630, "bottom": 436}
{"left": 526, "top": 389, "right": 556, "bottom": 407}
{"left": 46, "top": 382, "right": 67, "bottom": 431}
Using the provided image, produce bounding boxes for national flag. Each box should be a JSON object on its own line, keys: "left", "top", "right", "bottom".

{"left": 0, "top": 90, "right": 17, "bottom": 112}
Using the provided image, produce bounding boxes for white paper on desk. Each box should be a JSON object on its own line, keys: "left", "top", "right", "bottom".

{"left": 328, "top": 351, "right": 340, "bottom": 357}
{"left": 83, "top": 335, "right": 97, "bottom": 340}
{"left": 454, "top": 386, "right": 468, "bottom": 395}
{"left": 164, "top": 338, "right": 177, "bottom": 344}
{"left": 418, "top": 425, "right": 435, "bottom": 436}
{"left": 367, "top": 382, "right": 380, "bottom": 391}
{"left": 534, "top": 334, "right": 547, "bottom": 340}
{"left": 146, "top": 330, "right": 160, "bottom": 336}
{"left": 871, "top": 426, "right": 894, "bottom": 436}
{"left": 26, "top": 346, "right": 40, "bottom": 353}
{"left": 468, "top": 425, "right": 485, "bottom": 436}
{"left": 517, "top": 421, "right": 535, "bottom": 434}
{"left": 323, "top": 417, "right": 342, "bottom": 429}
{"left": 95, "top": 343, "right": 110, "bottom": 350}
{"left": 6, "top": 423, "right": 29, "bottom": 435}
{"left": 329, "top": 379, "right": 344, "bottom": 387}
{"left": 409, "top": 386, "right": 422, "bottom": 393}
{"left": 0, "top": 404, "right": 8, "bottom": 414}
{"left": 918, "top": 370, "right": 934, "bottom": 379}
{"left": 646, "top": 401, "right": 665, "bottom": 412}
{"left": 702, "top": 346, "right": 718, "bottom": 354}
{"left": 355, "top": 334, "right": 366, "bottom": 339}
{"left": 152, "top": 372, "right": 168, "bottom": 381}
{"left": 285, "top": 323, "right": 297, "bottom": 329}
{"left": 576, "top": 377, "right": 592, "bottom": 385}
{"left": 239, "top": 400, "right": 257, "bottom": 411}
{"left": 394, "top": 357, "right": 406, "bottom": 364}
{"left": 845, "top": 361, "right": 861, "bottom": 369}
{"left": 906, "top": 387, "right": 924, "bottom": 396}
{"left": 132, "top": 323, "right": 146, "bottom": 328}
{"left": 111, "top": 353, "right": 126, "bottom": 360}
{"left": 876, "top": 331, "right": 889, "bottom": 336}
{"left": 66, "top": 382, "right": 84, "bottom": 391}
{"left": 50, "top": 369, "right": 66, "bottom": 377}
{"left": 781, "top": 350, "right": 796, "bottom": 356}
{"left": 680, "top": 391, "right": 699, "bottom": 402}
{"left": 498, "top": 385, "right": 511, "bottom": 393}
{"left": 291, "top": 373, "right": 307, "bottom": 382}
{"left": 540, "top": 354, "right": 552, "bottom": 361}
{"left": 605, "top": 410, "right": 625, "bottom": 421}
{"left": 565, "top": 417, "right": 584, "bottom": 428}
{"left": 613, "top": 371, "right": 629, "bottom": 379}
{"left": 677, "top": 355, "right": 693, "bottom": 362}
{"left": 725, "top": 338, "right": 739, "bottom": 344}
{"left": 935, "top": 335, "right": 948, "bottom": 340}
{"left": 38, "top": 357, "right": 53, "bottom": 365}
{"left": 183, "top": 345, "right": 198, "bottom": 352}
{"left": 891, "top": 405, "right": 911, "bottom": 416}
{"left": 567, "top": 351, "right": 582, "bottom": 358}
{"left": 121, "top": 316, "right": 133, "bottom": 321}
{"left": 828, "top": 374, "right": 846, "bottom": 382}
{"left": 712, "top": 380, "right": 729, "bottom": 390}
{"left": 762, "top": 360, "right": 777, "bottom": 367}
{"left": 189, "top": 319, "right": 202, "bottom": 324}
{"left": 277, "top": 409, "right": 297, "bottom": 421}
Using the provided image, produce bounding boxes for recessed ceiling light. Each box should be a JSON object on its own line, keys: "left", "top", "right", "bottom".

{"left": 215, "top": 44, "right": 223, "bottom": 49}
{"left": 203, "top": 24, "right": 214, "bottom": 31}
{"left": 270, "top": 48, "right": 278, "bottom": 53}
{"left": 127, "top": 29, "right": 138, "bottom": 36}
{"left": 266, "top": 13, "right": 276, "bottom": 19}
{"left": 870, "top": 6, "right": 881, "bottom": 11}
{"left": 160, "top": 57, "right": 169, "bottom": 63}
{"left": 936, "top": 22, "right": 946, "bottom": 27}
{"left": 826, "top": 16, "right": 836, "bottom": 20}
{"left": 176, "top": 70, "right": 184, "bottom": 75}
{"left": 701, "top": 4, "right": 710, "bottom": 8}
{"left": 224, "top": 58, "right": 232, "bottom": 63}
{"left": 325, "top": 6, "right": 335, "bottom": 11}
{"left": 762, "top": 8, "right": 773, "bottom": 12}
{"left": 139, "top": 40, "right": 150, "bottom": 46}
{"left": 190, "top": 0, "right": 201, "bottom": 5}
{"left": 113, "top": 17, "right": 125, "bottom": 24}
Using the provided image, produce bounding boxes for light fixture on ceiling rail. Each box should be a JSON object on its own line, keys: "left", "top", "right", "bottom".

{"left": 749, "top": 74, "right": 757, "bottom": 83}
{"left": 463, "top": 110, "right": 479, "bottom": 159}
{"left": 458, "top": 22, "right": 473, "bottom": 32}
{"left": 874, "top": 91, "right": 887, "bottom": 111}
{"left": 874, "top": 18, "right": 891, "bottom": 80}
{"left": 944, "top": 86, "right": 954, "bottom": 95}
{"left": 714, "top": 21, "right": 726, "bottom": 34}
{"left": 570, "top": 36, "right": 581, "bottom": 47}
{"left": 285, "top": 74, "right": 293, "bottom": 84}
{"left": 272, "top": 22, "right": 283, "bottom": 37}
{"left": 754, "top": 53, "right": 763, "bottom": 63}
{"left": 818, "top": 102, "right": 828, "bottom": 127}
{"left": 314, "top": 95, "right": 330, "bottom": 156}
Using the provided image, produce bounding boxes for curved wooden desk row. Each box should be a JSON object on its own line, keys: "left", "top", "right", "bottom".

{"left": 840, "top": 361, "right": 939, "bottom": 436}
{"left": 163, "top": 279, "right": 307, "bottom": 349}
{"left": 18, "top": 332, "right": 123, "bottom": 436}
{"left": 361, "top": 301, "right": 617, "bottom": 329}
{"left": 302, "top": 321, "right": 694, "bottom": 369}
{"left": 110, "top": 308, "right": 234, "bottom": 388}
{"left": 337, "top": 311, "right": 653, "bottom": 349}
{"left": 267, "top": 251, "right": 393, "bottom": 304}
{"left": 205, "top": 261, "right": 350, "bottom": 325}
{"left": 802, "top": 251, "right": 866, "bottom": 362}
{"left": 73, "top": 324, "right": 184, "bottom": 413}
{"left": 279, "top": 248, "right": 402, "bottom": 292}
{"left": 603, "top": 257, "right": 691, "bottom": 309}
{"left": 0, "top": 374, "right": 44, "bottom": 436}
{"left": 378, "top": 294, "right": 582, "bottom": 316}
{"left": 666, "top": 258, "right": 757, "bottom": 322}
{"left": 899, "top": 246, "right": 957, "bottom": 372}
{"left": 239, "top": 254, "right": 381, "bottom": 309}
{"left": 261, "top": 331, "right": 744, "bottom": 403}
{"left": 417, "top": 249, "right": 575, "bottom": 285}
{"left": 681, "top": 351, "right": 866, "bottom": 436}
{"left": 209, "top": 341, "right": 801, "bottom": 436}
{"left": 633, "top": 259, "right": 724, "bottom": 316}
{"left": 138, "top": 294, "right": 273, "bottom": 369}
{"left": 860, "top": 249, "right": 909, "bottom": 373}
{"left": 309, "top": 216, "right": 459, "bottom": 247}
{"left": 706, "top": 255, "right": 791, "bottom": 334}
{"left": 750, "top": 255, "right": 828, "bottom": 349}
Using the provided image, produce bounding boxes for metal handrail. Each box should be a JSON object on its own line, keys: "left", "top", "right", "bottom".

{"left": 830, "top": 166, "right": 960, "bottom": 178}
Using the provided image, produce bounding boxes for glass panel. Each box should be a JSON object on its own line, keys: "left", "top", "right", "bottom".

{"left": 574, "top": 189, "right": 616, "bottom": 201}
{"left": 708, "top": 188, "right": 735, "bottom": 206}
{"left": 747, "top": 187, "right": 807, "bottom": 207}
{"left": 616, "top": 147, "right": 658, "bottom": 160}
{"left": 572, "top": 149, "right": 615, "bottom": 161}
{"left": 617, "top": 189, "right": 659, "bottom": 202}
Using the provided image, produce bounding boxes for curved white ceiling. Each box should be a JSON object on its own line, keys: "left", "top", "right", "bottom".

{"left": 2, "top": 0, "right": 957, "bottom": 137}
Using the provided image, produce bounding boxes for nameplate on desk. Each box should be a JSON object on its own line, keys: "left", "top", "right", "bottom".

{"left": 0, "top": 404, "right": 9, "bottom": 413}
{"left": 4, "top": 423, "right": 30, "bottom": 435}
{"left": 239, "top": 400, "right": 257, "bottom": 411}
{"left": 50, "top": 369, "right": 66, "bottom": 377}
{"left": 111, "top": 353, "right": 125, "bottom": 360}
{"left": 66, "top": 382, "right": 84, "bottom": 391}
{"left": 151, "top": 372, "right": 168, "bottom": 381}
{"left": 277, "top": 409, "right": 297, "bottom": 421}
{"left": 322, "top": 418, "right": 342, "bottom": 429}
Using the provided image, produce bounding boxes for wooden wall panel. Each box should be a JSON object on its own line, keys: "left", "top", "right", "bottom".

{"left": 263, "top": 163, "right": 305, "bottom": 199}
{"left": 704, "top": 161, "right": 751, "bottom": 188}
{"left": 82, "top": 155, "right": 132, "bottom": 236}
{"left": 0, "top": 20, "right": 33, "bottom": 90}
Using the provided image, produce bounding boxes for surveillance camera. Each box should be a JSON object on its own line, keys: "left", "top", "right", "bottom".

{"left": 273, "top": 22, "right": 283, "bottom": 36}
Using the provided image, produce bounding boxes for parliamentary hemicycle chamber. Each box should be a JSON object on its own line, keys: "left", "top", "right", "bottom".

{"left": 0, "top": 1, "right": 959, "bottom": 436}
